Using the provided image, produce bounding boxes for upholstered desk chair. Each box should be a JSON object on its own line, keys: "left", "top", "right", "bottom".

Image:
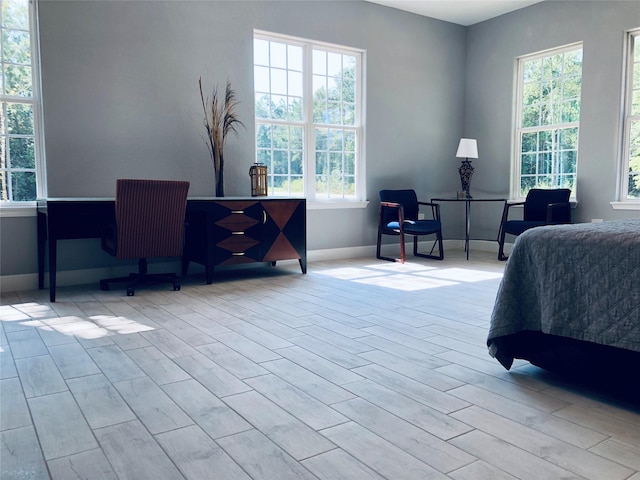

{"left": 497, "top": 187, "right": 571, "bottom": 260}
{"left": 100, "top": 179, "right": 190, "bottom": 296}
{"left": 376, "top": 189, "right": 444, "bottom": 263}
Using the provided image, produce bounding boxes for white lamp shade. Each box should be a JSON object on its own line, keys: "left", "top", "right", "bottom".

{"left": 456, "top": 138, "right": 478, "bottom": 159}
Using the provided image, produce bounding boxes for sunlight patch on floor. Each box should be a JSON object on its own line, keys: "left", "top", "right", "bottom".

{"left": 413, "top": 267, "right": 504, "bottom": 282}
{"left": 354, "top": 273, "right": 458, "bottom": 290}
{"left": 90, "top": 315, "right": 155, "bottom": 334}
{"left": 316, "top": 262, "right": 503, "bottom": 291}
{"left": 0, "top": 308, "right": 156, "bottom": 340}
{"left": 1, "top": 302, "right": 56, "bottom": 321}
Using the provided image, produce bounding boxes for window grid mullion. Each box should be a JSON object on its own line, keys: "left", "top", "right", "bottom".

{"left": 622, "top": 30, "right": 640, "bottom": 200}
{"left": 0, "top": 0, "right": 44, "bottom": 202}
{"left": 254, "top": 30, "right": 362, "bottom": 201}
{"left": 513, "top": 44, "right": 582, "bottom": 198}
{"left": 304, "top": 43, "right": 315, "bottom": 199}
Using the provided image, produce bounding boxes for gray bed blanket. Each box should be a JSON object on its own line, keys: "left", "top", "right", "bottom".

{"left": 487, "top": 219, "right": 640, "bottom": 369}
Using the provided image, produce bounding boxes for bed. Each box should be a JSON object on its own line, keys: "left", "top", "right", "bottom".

{"left": 487, "top": 219, "right": 640, "bottom": 381}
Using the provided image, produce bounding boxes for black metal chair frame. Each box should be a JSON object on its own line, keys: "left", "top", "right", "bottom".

{"left": 497, "top": 189, "right": 571, "bottom": 261}
{"left": 376, "top": 195, "right": 444, "bottom": 263}
{"left": 99, "top": 257, "right": 182, "bottom": 297}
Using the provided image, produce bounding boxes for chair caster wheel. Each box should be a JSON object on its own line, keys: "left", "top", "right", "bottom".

{"left": 173, "top": 283, "right": 181, "bottom": 291}
{"left": 126, "top": 288, "right": 135, "bottom": 296}
{"left": 100, "top": 280, "right": 109, "bottom": 291}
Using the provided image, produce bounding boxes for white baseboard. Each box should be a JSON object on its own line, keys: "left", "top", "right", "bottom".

{"left": 307, "top": 239, "right": 503, "bottom": 262}
{"left": 0, "top": 262, "right": 190, "bottom": 294}
{"left": 0, "top": 239, "right": 511, "bottom": 293}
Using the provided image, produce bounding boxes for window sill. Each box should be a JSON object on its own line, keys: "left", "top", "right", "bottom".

{"left": 307, "top": 200, "right": 369, "bottom": 210}
{"left": 0, "top": 202, "right": 37, "bottom": 218}
{"left": 610, "top": 201, "right": 640, "bottom": 210}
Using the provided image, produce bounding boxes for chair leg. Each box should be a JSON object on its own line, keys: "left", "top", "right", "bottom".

{"left": 376, "top": 228, "right": 383, "bottom": 260}
{"left": 413, "top": 234, "right": 444, "bottom": 261}
{"left": 377, "top": 228, "right": 405, "bottom": 263}
{"left": 399, "top": 233, "right": 406, "bottom": 263}
{"left": 376, "top": 228, "right": 396, "bottom": 261}
{"left": 497, "top": 231, "right": 508, "bottom": 261}
{"left": 435, "top": 232, "right": 444, "bottom": 260}
{"left": 138, "top": 258, "right": 147, "bottom": 275}
{"left": 99, "top": 258, "right": 181, "bottom": 295}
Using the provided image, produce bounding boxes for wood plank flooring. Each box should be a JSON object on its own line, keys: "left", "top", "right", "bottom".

{"left": 1, "top": 251, "right": 639, "bottom": 480}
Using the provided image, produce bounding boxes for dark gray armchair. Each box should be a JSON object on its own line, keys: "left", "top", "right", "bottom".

{"left": 376, "top": 189, "right": 444, "bottom": 263}
{"left": 497, "top": 188, "right": 571, "bottom": 260}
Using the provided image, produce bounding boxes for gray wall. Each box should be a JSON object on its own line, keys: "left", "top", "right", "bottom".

{"left": 465, "top": 0, "right": 640, "bottom": 225}
{"left": 39, "top": 0, "right": 466, "bottom": 202}
{"left": 3, "top": 0, "right": 466, "bottom": 278}
{"left": 2, "top": 0, "right": 638, "bottom": 281}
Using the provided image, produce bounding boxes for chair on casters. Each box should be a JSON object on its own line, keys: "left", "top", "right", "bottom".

{"left": 100, "top": 179, "right": 190, "bottom": 296}
{"left": 497, "top": 188, "right": 571, "bottom": 261}
{"left": 376, "top": 189, "right": 444, "bottom": 263}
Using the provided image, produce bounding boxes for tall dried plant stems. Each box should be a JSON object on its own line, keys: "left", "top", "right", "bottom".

{"left": 199, "top": 77, "right": 244, "bottom": 196}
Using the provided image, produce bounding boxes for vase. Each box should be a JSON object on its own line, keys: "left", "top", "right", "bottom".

{"left": 215, "top": 167, "right": 224, "bottom": 197}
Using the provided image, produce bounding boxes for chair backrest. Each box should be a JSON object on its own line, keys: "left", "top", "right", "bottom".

{"left": 379, "top": 189, "right": 419, "bottom": 224}
{"left": 115, "top": 179, "right": 190, "bottom": 260}
{"left": 523, "top": 188, "right": 571, "bottom": 221}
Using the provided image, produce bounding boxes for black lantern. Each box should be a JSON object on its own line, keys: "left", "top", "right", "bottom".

{"left": 249, "top": 163, "right": 268, "bottom": 196}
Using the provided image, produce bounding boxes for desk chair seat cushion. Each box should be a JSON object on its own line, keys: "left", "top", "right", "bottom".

{"left": 502, "top": 220, "right": 548, "bottom": 237}
{"left": 385, "top": 219, "right": 442, "bottom": 236}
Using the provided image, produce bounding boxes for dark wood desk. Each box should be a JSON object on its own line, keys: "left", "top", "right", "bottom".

{"left": 431, "top": 197, "right": 506, "bottom": 260}
{"left": 37, "top": 198, "right": 115, "bottom": 302}
{"left": 182, "top": 198, "right": 306, "bottom": 285}
{"left": 37, "top": 198, "right": 306, "bottom": 302}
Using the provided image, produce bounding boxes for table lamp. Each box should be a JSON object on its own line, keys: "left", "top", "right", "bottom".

{"left": 456, "top": 138, "right": 478, "bottom": 198}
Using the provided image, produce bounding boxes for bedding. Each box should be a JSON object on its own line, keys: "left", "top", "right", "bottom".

{"left": 487, "top": 219, "right": 640, "bottom": 376}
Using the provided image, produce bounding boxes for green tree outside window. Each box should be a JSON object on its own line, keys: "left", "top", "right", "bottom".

{"left": 1, "top": 0, "right": 39, "bottom": 202}
{"left": 627, "top": 33, "right": 640, "bottom": 199}
{"left": 254, "top": 33, "right": 362, "bottom": 200}
{"left": 516, "top": 45, "right": 582, "bottom": 198}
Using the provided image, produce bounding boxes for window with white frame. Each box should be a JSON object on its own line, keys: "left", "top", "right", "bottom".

{"left": 253, "top": 31, "right": 363, "bottom": 201}
{"left": 513, "top": 43, "right": 582, "bottom": 199}
{"left": 1, "top": 0, "right": 43, "bottom": 202}
{"left": 621, "top": 29, "right": 640, "bottom": 201}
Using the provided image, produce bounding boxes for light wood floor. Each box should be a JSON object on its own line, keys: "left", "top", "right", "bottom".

{"left": 1, "top": 250, "right": 639, "bottom": 480}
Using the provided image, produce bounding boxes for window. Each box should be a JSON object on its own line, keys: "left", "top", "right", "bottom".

{"left": 1, "top": 0, "right": 43, "bottom": 202}
{"left": 621, "top": 29, "right": 640, "bottom": 201}
{"left": 253, "top": 31, "right": 363, "bottom": 202}
{"left": 513, "top": 43, "right": 582, "bottom": 199}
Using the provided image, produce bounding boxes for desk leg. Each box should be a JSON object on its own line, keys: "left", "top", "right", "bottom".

{"left": 465, "top": 200, "right": 471, "bottom": 260}
{"left": 48, "top": 238, "right": 57, "bottom": 302}
{"left": 37, "top": 212, "right": 46, "bottom": 290}
{"left": 181, "top": 257, "right": 190, "bottom": 276}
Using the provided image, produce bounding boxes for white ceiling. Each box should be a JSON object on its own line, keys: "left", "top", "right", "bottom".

{"left": 364, "top": 0, "right": 544, "bottom": 26}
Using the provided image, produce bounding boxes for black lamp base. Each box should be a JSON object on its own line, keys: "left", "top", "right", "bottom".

{"left": 458, "top": 159, "right": 474, "bottom": 199}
